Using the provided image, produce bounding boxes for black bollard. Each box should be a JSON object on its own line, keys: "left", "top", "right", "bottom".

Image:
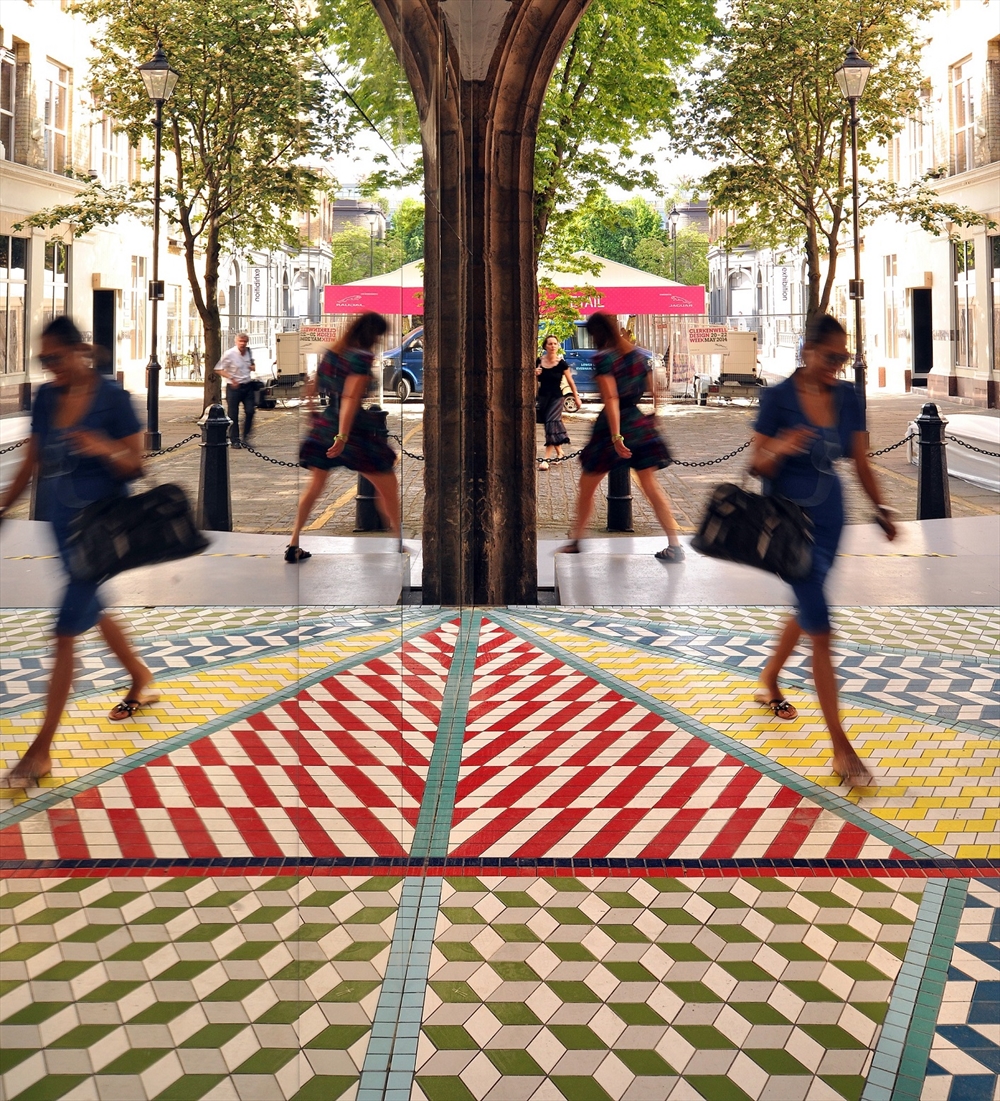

{"left": 197, "top": 403, "right": 233, "bottom": 531}
{"left": 606, "top": 461, "right": 634, "bottom": 531}
{"left": 355, "top": 406, "right": 390, "bottom": 532}
{"left": 916, "top": 402, "right": 951, "bottom": 520}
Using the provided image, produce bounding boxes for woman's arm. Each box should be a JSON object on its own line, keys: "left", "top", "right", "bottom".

{"left": 851, "top": 432, "right": 896, "bottom": 540}
{"left": 565, "top": 363, "right": 581, "bottom": 405}
{"left": 67, "top": 429, "right": 144, "bottom": 479}
{"left": 597, "top": 374, "right": 631, "bottom": 458}
{"left": 326, "top": 371, "right": 368, "bottom": 457}
{"left": 0, "top": 436, "right": 40, "bottom": 517}
{"left": 749, "top": 427, "right": 815, "bottom": 478}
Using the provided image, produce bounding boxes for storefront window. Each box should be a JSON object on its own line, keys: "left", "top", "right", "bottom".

{"left": 883, "top": 254, "right": 899, "bottom": 359}
{"left": 0, "top": 236, "right": 28, "bottom": 375}
{"left": 43, "top": 240, "right": 69, "bottom": 326}
{"left": 954, "top": 240, "right": 977, "bottom": 369}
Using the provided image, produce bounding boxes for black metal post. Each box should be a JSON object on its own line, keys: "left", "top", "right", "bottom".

{"left": 355, "top": 406, "right": 390, "bottom": 531}
{"left": 197, "top": 404, "right": 233, "bottom": 531}
{"left": 916, "top": 402, "right": 951, "bottom": 520}
{"left": 369, "top": 226, "right": 375, "bottom": 278}
{"left": 606, "top": 462, "right": 634, "bottom": 532}
{"left": 144, "top": 97, "right": 164, "bottom": 451}
{"left": 672, "top": 225, "right": 678, "bottom": 282}
{"left": 848, "top": 95, "right": 867, "bottom": 428}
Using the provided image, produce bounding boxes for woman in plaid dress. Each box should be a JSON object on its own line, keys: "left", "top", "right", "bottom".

{"left": 563, "top": 312, "right": 684, "bottom": 560}
{"left": 286, "top": 312, "right": 399, "bottom": 562}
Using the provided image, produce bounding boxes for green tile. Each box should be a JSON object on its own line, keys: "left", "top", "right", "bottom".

{"left": 261, "top": 876, "right": 303, "bottom": 892}
{"left": 181, "top": 1024, "right": 248, "bottom": 1048}
{"left": 847, "top": 879, "right": 892, "bottom": 892}
{"left": 757, "top": 908, "right": 807, "bottom": 925}
{"left": 820, "top": 1075, "right": 867, "bottom": 1101}
{"left": 550, "top": 1076, "right": 614, "bottom": 1101}
{"left": 834, "top": 960, "right": 890, "bottom": 981}
{"left": 545, "top": 907, "right": 594, "bottom": 925}
{"left": 485, "top": 1048, "right": 544, "bottom": 1076}
{"left": 491, "top": 961, "right": 539, "bottom": 982}
{"left": 34, "top": 961, "right": 97, "bottom": 981}
{"left": 799, "top": 1024, "right": 866, "bottom": 1049}
{"left": 132, "top": 908, "right": 188, "bottom": 925}
{"left": 543, "top": 878, "right": 589, "bottom": 892}
{"left": 733, "top": 1003, "right": 790, "bottom": 1025}
{"left": 685, "top": 1076, "right": 753, "bottom": 1101}
{"left": 609, "top": 1003, "right": 666, "bottom": 1025}
{"left": 355, "top": 876, "right": 401, "bottom": 892}
{"left": 343, "top": 907, "right": 394, "bottom": 925}
{"left": 0, "top": 1049, "right": 36, "bottom": 1074}
{"left": 177, "top": 924, "right": 231, "bottom": 942}
{"left": 548, "top": 1025, "right": 607, "bottom": 1050}
{"left": 21, "top": 909, "right": 77, "bottom": 926}
{"left": 801, "top": 892, "right": 851, "bottom": 908}
{"left": 288, "top": 1078, "right": 356, "bottom": 1101}
{"left": 81, "top": 980, "right": 144, "bottom": 1003}
{"left": 486, "top": 1001, "right": 541, "bottom": 1025}
{"left": 271, "top": 960, "right": 327, "bottom": 980}
{"left": 547, "top": 981, "right": 601, "bottom": 1003}
{"left": 665, "top": 982, "right": 722, "bottom": 1003}
{"left": 700, "top": 892, "right": 746, "bottom": 909}
{"left": 3, "top": 1002, "right": 70, "bottom": 1025}
{"left": 205, "top": 980, "right": 264, "bottom": 1002}
{"left": 63, "top": 925, "right": 120, "bottom": 943}
{"left": 772, "top": 942, "right": 823, "bottom": 961}
{"left": 646, "top": 878, "right": 690, "bottom": 893}
{"left": 99, "top": 1047, "right": 170, "bottom": 1074}
{"left": 596, "top": 891, "right": 644, "bottom": 909}
{"left": 88, "top": 892, "right": 143, "bottom": 908}
{"left": 195, "top": 891, "right": 249, "bottom": 908}
{"left": 493, "top": 924, "right": 540, "bottom": 943}
{"left": 321, "top": 980, "right": 382, "bottom": 1002}
{"left": 306, "top": 1024, "right": 370, "bottom": 1049}
{"left": 674, "top": 1025, "right": 736, "bottom": 1049}
{"left": 7, "top": 1074, "right": 89, "bottom": 1100}
{"left": 256, "top": 1001, "right": 314, "bottom": 1024}
{"left": 291, "top": 924, "right": 339, "bottom": 943}
{"left": 743, "top": 878, "right": 792, "bottom": 892}
{"left": 707, "top": 924, "right": 760, "bottom": 943}
{"left": 425, "top": 1025, "right": 479, "bottom": 1050}
{"left": 152, "top": 878, "right": 204, "bottom": 892}
{"left": 445, "top": 877, "right": 489, "bottom": 892}
{"left": 151, "top": 1074, "right": 228, "bottom": 1100}
{"left": 334, "top": 941, "right": 388, "bottom": 961}
{"left": 615, "top": 1049, "right": 676, "bottom": 1076}
{"left": 881, "top": 943, "right": 909, "bottom": 960}
{"left": 782, "top": 981, "right": 842, "bottom": 1003}
{"left": 48, "top": 1024, "right": 117, "bottom": 1048}
{"left": 549, "top": 942, "right": 596, "bottom": 962}
{"left": 495, "top": 891, "right": 537, "bottom": 909}
{"left": 651, "top": 908, "right": 699, "bottom": 925}
{"left": 746, "top": 1048, "right": 810, "bottom": 1075}
{"left": 859, "top": 907, "right": 912, "bottom": 925}
{"left": 108, "top": 942, "right": 164, "bottom": 961}
{"left": 0, "top": 893, "right": 38, "bottom": 908}
{"left": 719, "top": 961, "right": 772, "bottom": 982}
{"left": 129, "top": 1001, "right": 194, "bottom": 1024}
{"left": 436, "top": 942, "right": 484, "bottom": 963}
{"left": 603, "top": 961, "right": 656, "bottom": 983}
{"left": 225, "top": 942, "right": 279, "bottom": 960}
{"left": 154, "top": 961, "right": 214, "bottom": 981}
{"left": 816, "top": 925, "right": 872, "bottom": 943}
{"left": 414, "top": 1078, "right": 477, "bottom": 1101}
{"left": 233, "top": 1048, "right": 298, "bottom": 1074}
{"left": 239, "top": 906, "right": 291, "bottom": 924}
{"left": 599, "top": 924, "right": 650, "bottom": 943}
{"left": 0, "top": 979, "right": 23, "bottom": 996}
{"left": 852, "top": 1002, "right": 889, "bottom": 1023}
{"left": 0, "top": 942, "right": 51, "bottom": 961}
{"left": 300, "top": 891, "right": 347, "bottom": 907}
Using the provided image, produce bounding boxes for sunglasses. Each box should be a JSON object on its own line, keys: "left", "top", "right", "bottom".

{"left": 819, "top": 351, "right": 851, "bottom": 367}
{"left": 39, "top": 352, "right": 68, "bottom": 368}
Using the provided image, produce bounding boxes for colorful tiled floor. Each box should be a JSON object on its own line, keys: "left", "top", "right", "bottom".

{"left": 1, "top": 604, "right": 997, "bottom": 1101}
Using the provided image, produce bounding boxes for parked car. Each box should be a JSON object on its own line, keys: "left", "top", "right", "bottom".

{"left": 557, "top": 321, "right": 654, "bottom": 412}
{"left": 382, "top": 328, "right": 424, "bottom": 401}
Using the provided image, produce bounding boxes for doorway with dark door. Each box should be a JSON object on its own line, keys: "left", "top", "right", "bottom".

{"left": 910, "top": 287, "right": 932, "bottom": 387}
{"left": 92, "top": 289, "right": 116, "bottom": 376}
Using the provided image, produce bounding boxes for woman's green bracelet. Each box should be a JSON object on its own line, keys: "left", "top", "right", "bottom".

{"left": 334, "top": 433, "right": 348, "bottom": 442}
{"left": 612, "top": 433, "right": 625, "bottom": 442}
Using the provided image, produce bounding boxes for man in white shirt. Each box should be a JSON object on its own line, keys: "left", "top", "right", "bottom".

{"left": 215, "top": 333, "right": 256, "bottom": 448}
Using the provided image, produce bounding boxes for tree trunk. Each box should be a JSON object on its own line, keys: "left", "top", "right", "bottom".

{"left": 201, "top": 227, "right": 224, "bottom": 407}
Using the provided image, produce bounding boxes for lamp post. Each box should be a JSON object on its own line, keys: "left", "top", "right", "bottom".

{"left": 668, "top": 205, "right": 680, "bottom": 281}
{"left": 834, "top": 43, "right": 872, "bottom": 424}
{"left": 138, "top": 44, "right": 179, "bottom": 451}
{"left": 365, "top": 209, "right": 380, "bottom": 278}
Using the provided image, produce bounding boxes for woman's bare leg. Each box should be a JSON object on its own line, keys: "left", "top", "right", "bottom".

{"left": 810, "top": 630, "right": 868, "bottom": 780}
{"left": 98, "top": 614, "right": 153, "bottom": 698}
{"left": 634, "top": 468, "right": 681, "bottom": 545}
{"left": 8, "top": 634, "right": 76, "bottom": 783}
{"left": 366, "top": 471, "right": 401, "bottom": 538}
{"left": 568, "top": 472, "right": 605, "bottom": 541}
{"left": 289, "top": 467, "right": 329, "bottom": 546}
{"left": 760, "top": 615, "right": 802, "bottom": 699}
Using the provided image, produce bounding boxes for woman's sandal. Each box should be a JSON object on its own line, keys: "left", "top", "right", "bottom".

{"left": 538, "top": 461, "right": 550, "bottom": 471}
{"left": 753, "top": 691, "right": 798, "bottom": 721}
{"left": 4, "top": 764, "right": 52, "bottom": 791}
{"left": 108, "top": 687, "right": 161, "bottom": 722}
{"left": 284, "top": 544, "right": 312, "bottom": 563}
{"left": 834, "top": 760, "right": 875, "bottom": 788}
{"left": 558, "top": 540, "right": 580, "bottom": 554}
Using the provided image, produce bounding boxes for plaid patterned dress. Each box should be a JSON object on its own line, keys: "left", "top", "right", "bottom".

{"left": 299, "top": 348, "right": 396, "bottom": 474}
{"left": 579, "top": 347, "right": 672, "bottom": 474}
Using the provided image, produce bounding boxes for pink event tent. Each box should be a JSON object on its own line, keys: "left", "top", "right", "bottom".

{"left": 323, "top": 253, "right": 705, "bottom": 316}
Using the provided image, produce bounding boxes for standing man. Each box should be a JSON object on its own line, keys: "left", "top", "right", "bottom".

{"left": 215, "top": 333, "right": 255, "bottom": 448}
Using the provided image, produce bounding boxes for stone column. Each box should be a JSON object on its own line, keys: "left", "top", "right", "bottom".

{"left": 372, "top": 0, "right": 590, "bottom": 605}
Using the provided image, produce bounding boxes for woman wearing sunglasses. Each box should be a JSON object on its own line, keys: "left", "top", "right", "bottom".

{"left": 0, "top": 316, "right": 155, "bottom": 789}
{"left": 749, "top": 313, "right": 896, "bottom": 787}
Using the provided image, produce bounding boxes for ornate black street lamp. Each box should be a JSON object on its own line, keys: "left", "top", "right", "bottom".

{"left": 138, "top": 44, "right": 179, "bottom": 450}
{"left": 668, "top": 205, "right": 680, "bottom": 281}
{"left": 835, "top": 43, "right": 872, "bottom": 422}
{"left": 365, "top": 208, "right": 380, "bottom": 278}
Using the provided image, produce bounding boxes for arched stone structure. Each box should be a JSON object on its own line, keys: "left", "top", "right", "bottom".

{"left": 370, "top": 0, "right": 591, "bottom": 604}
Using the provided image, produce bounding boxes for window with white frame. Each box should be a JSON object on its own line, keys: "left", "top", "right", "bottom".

{"left": 43, "top": 241, "right": 69, "bottom": 325}
{"left": 950, "top": 57, "right": 975, "bottom": 175}
{"left": 92, "top": 113, "right": 126, "bottom": 184}
{"left": 954, "top": 240, "right": 977, "bottom": 369}
{"left": 883, "top": 255, "right": 900, "bottom": 359}
{"left": 129, "top": 256, "right": 147, "bottom": 361}
{"left": 0, "top": 49, "right": 14, "bottom": 161}
{"left": 43, "top": 60, "right": 70, "bottom": 173}
{"left": 0, "top": 236, "right": 28, "bottom": 375}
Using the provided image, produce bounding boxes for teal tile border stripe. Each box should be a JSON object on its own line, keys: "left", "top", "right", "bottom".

{"left": 861, "top": 877, "right": 968, "bottom": 1101}
{"left": 494, "top": 609, "right": 947, "bottom": 861}
{"left": 411, "top": 609, "right": 481, "bottom": 861}
{"left": 511, "top": 608, "right": 1000, "bottom": 742}
{"left": 357, "top": 875, "right": 442, "bottom": 1101}
{"left": 0, "top": 611, "right": 451, "bottom": 833}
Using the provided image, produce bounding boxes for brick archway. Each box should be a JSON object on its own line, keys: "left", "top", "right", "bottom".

{"left": 370, "top": 0, "right": 592, "bottom": 605}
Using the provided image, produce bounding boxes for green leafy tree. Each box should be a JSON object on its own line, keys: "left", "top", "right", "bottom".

{"left": 537, "top": 279, "right": 598, "bottom": 343}
{"left": 385, "top": 198, "right": 424, "bottom": 265}
{"left": 560, "top": 195, "right": 663, "bottom": 269}
{"left": 329, "top": 225, "right": 385, "bottom": 284}
{"left": 682, "top": 0, "right": 994, "bottom": 320}
{"left": 632, "top": 226, "right": 710, "bottom": 287}
{"left": 19, "top": 0, "right": 334, "bottom": 403}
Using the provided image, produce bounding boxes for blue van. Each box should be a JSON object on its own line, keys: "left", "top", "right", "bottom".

{"left": 382, "top": 328, "right": 424, "bottom": 401}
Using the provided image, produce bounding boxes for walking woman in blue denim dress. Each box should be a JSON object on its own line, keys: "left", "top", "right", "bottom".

{"left": 750, "top": 314, "right": 897, "bottom": 786}
{"left": 0, "top": 317, "right": 156, "bottom": 789}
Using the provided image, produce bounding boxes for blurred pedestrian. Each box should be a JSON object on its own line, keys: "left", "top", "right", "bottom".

{"left": 535, "top": 334, "right": 581, "bottom": 470}
{"left": 215, "top": 332, "right": 255, "bottom": 448}
{"left": 0, "top": 317, "right": 157, "bottom": 790}
{"left": 749, "top": 313, "right": 896, "bottom": 786}
{"left": 562, "top": 312, "right": 684, "bottom": 560}
{"left": 286, "top": 312, "right": 399, "bottom": 562}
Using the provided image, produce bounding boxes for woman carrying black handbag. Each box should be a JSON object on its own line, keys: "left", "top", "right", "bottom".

{"left": 0, "top": 317, "right": 158, "bottom": 789}
{"left": 750, "top": 314, "right": 896, "bottom": 787}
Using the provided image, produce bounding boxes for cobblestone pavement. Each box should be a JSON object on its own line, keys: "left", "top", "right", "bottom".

{"left": 5, "top": 391, "right": 995, "bottom": 537}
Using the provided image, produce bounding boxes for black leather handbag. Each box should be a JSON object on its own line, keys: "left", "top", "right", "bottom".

{"left": 691, "top": 482, "right": 814, "bottom": 581}
{"left": 66, "top": 483, "right": 209, "bottom": 585}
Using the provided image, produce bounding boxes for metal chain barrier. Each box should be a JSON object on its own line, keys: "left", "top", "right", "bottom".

{"left": 672, "top": 441, "right": 751, "bottom": 467}
{"left": 946, "top": 434, "right": 1000, "bottom": 458}
{"left": 0, "top": 438, "right": 26, "bottom": 456}
{"left": 242, "top": 442, "right": 304, "bottom": 469}
{"left": 388, "top": 433, "right": 426, "bottom": 462}
{"left": 867, "top": 436, "right": 910, "bottom": 458}
{"left": 144, "top": 432, "right": 200, "bottom": 459}
{"left": 537, "top": 448, "right": 584, "bottom": 465}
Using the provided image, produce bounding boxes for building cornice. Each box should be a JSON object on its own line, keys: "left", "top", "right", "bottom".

{"left": 0, "top": 160, "right": 87, "bottom": 214}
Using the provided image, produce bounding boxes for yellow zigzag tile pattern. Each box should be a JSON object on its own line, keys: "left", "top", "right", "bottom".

{"left": 0, "top": 622, "right": 419, "bottom": 802}
{"left": 514, "top": 618, "right": 1000, "bottom": 860}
